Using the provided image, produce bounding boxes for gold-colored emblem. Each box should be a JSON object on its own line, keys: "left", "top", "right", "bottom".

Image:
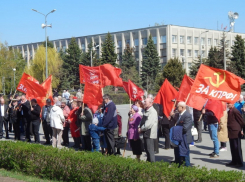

{"left": 204, "top": 72, "right": 226, "bottom": 88}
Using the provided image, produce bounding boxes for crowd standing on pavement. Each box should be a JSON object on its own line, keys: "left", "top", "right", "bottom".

{"left": 0, "top": 91, "right": 244, "bottom": 168}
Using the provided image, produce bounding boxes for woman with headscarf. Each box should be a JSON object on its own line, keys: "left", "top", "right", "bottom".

{"left": 127, "top": 105, "right": 142, "bottom": 161}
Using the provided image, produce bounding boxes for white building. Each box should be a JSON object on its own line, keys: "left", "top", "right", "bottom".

{"left": 11, "top": 24, "right": 245, "bottom": 73}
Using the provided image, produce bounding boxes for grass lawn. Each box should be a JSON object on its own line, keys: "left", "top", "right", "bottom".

{"left": 0, "top": 168, "right": 58, "bottom": 182}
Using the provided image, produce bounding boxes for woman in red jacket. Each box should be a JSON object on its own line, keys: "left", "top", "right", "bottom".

{"left": 67, "top": 101, "right": 80, "bottom": 148}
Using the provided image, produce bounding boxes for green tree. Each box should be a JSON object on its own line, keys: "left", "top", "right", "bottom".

{"left": 141, "top": 35, "right": 160, "bottom": 89}
{"left": 0, "top": 42, "right": 26, "bottom": 94}
{"left": 121, "top": 44, "right": 136, "bottom": 69}
{"left": 80, "top": 40, "right": 100, "bottom": 66}
{"left": 61, "top": 38, "right": 82, "bottom": 89}
{"left": 101, "top": 32, "right": 117, "bottom": 66}
{"left": 155, "top": 58, "right": 185, "bottom": 91}
{"left": 42, "top": 37, "right": 54, "bottom": 48}
{"left": 229, "top": 35, "right": 245, "bottom": 89}
{"left": 206, "top": 46, "right": 223, "bottom": 69}
{"left": 25, "top": 45, "right": 63, "bottom": 88}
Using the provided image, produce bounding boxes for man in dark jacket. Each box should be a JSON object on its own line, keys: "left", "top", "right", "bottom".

{"left": 170, "top": 101, "right": 192, "bottom": 166}
{"left": 226, "top": 103, "right": 244, "bottom": 168}
{"left": 193, "top": 108, "right": 203, "bottom": 143}
{"left": 102, "top": 94, "right": 117, "bottom": 155}
{"left": 41, "top": 99, "right": 53, "bottom": 144}
{"left": 19, "top": 94, "right": 31, "bottom": 142}
{"left": 9, "top": 99, "right": 21, "bottom": 140}
{"left": 0, "top": 98, "right": 9, "bottom": 139}
{"left": 202, "top": 109, "right": 219, "bottom": 158}
{"left": 30, "top": 99, "right": 41, "bottom": 143}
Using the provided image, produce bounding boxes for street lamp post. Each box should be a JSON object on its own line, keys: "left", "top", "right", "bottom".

{"left": 13, "top": 68, "right": 16, "bottom": 89}
{"left": 32, "top": 9, "right": 56, "bottom": 79}
{"left": 199, "top": 30, "right": 209, "bottom": 64}
{"left": 91, "top": 45, "right": 99, "bottom": 67}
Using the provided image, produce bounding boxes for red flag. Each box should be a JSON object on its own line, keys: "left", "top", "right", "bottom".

{"left": 100, "top": 64, "right": 123, "bottom": 87}
{"left": 190, "top": 64, "right": 243, "bottom": 104}
{"left": 17, "top": 73, "right": 39, "bottom": 93}
{"left": 83, "top": 82, "right": 103, "bottom": 113}
{"left": 24, "top": 80, "right": 46, "bottom": 99}
{"left": 154, "top": 79, "right": 178, "bottom": 118}
{"left": 79, "top": 65, "right": 102, "bottom": 85}
{"left": 123, "top": 81, "right": 129, "bottom": 95}
{"left": 41, "top": 75, "right": 53, "bottom": 105}
{"left": 128, "top": 80, "right": 144, "bottom": 101}
{"left": 177, "top": 75, "right": 194, "bottom": 102}
{"left": 205, "top": 99, "right": 224, "bottom": 122}
{"left": 186, "top": 94, "right": 207, "bottom": 110}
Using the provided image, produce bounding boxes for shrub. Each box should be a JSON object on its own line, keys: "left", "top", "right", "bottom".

{"left": 110, "top": 93, "right": 130, "bottom": 104}
{"left": 0, "top": 141, "right": 243, "bottom": 182}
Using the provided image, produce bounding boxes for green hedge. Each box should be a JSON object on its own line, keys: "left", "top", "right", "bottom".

{"left": 0, "top": 141, "right": 243, "bottom": 182}
{"left": 110, "top": 93, "right": 130, "bottom": 104}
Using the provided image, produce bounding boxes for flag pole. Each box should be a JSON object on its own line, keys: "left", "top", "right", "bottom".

{"left": 185, "top": 93, "right": 190, "bottom": 104}
{"left": 129, "top": 99, "right": 131, "bottom": 108}
{"left": 198, "top": 100, "right": 208, "bottom": 122}
{"left": 172, "top": 99, "right": 177, "bottom": 112}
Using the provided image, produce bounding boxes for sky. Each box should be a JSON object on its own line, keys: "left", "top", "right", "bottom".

{"left": 1, "top": 0, "right": 245, "bottom": 46}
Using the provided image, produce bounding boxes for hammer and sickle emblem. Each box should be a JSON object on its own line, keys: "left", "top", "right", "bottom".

{"left": 204, "top": 72, "right": 226, "bottom": 88}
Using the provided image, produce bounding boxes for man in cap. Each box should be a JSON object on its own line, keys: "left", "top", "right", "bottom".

{"left": 30, "top": 99, "right": 41, "bottom": 143}
{"left": 61, "top": 98, "right": 70, "bottom": 146}
{"left": 41, "top": 99, "right": 53, "bottom": 144}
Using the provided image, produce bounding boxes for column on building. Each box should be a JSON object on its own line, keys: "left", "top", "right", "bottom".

{"left": 21, "top": 46, "right": 25, "bottom": 61}
{"left": 65, "top": 40, "right": 68, "bottom": 50}
{"left": 166, "top": 25, "right": 171, "bottom": 62}
{"left": 26, "top": 45, "right": 30, "bottom": 67}
{"left": 156, "top": 28, "right": 161, "bottom": 61}
{"left": 113, "top": 34, "right": 118, "bottom": 55}
{"left": 85, "top": 37, "right": 88, "bottom": 52}
{"left": 138, "top": 30, "right": 142, "bottom": 73}
{"left": 77, "top": 38, "right": 82, "bottom": 50}
{"left": 53, "top": 41, "right": 57, "bottom": 51}
{"left": 121, "top": 33, "right": 125, "bottom": 54}
{"left": 59, "top": 41, "right": 62, "bottom": 52}
{"left": 31, "top": 45, "right": 35, "bottom": 60}
{"left": 184, "top": 29, "right": 188, "bottom": 74}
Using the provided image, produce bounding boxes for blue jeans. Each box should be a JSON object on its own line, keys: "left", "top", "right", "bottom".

{"left": 208, "top": 124, "right": 219, "bottom": 155}
{"left": 92, "top": 138, "right": 100, "bottom": 152}
{"left": 174, "top": 145, "right": 190, "bottom": 167}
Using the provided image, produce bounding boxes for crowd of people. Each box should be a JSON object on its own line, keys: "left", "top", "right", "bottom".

{"left": 0, "top": 91, "right": 244, "bottom": 168}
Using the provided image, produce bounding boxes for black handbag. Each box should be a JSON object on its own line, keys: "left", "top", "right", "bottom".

{"left": 115, "top": 137, "right": 126, "bottom": 149}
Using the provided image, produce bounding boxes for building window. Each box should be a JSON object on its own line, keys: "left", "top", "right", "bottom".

{"left": 126, "top": 39, "right": 130, "bottom": 45}
{"left": 232, "top": 40, "right": 235, "bottom": 46}
{"left": 161, "top": 49, "right": 166, "bottom": 57}
{"left": 194, "top": 50, "right": 198, "bottom": 58}
{"left": 161, "top": 36, "right": 166, "bottom": 43}
{"left": 180, "top": 49, "right": 184, "bottom": 56}
{"left": 63, "top": 46, "right": 66, "bottom": 52}
{"left": 180, "top": 36, "right": 184, "bottom": 44}
{"left": 172, "top": 48, "right": 176, "bottom": 57}
{"left": 194, "top": 37, "right": 198, "bottom": 45}
{"left": 188, "top": 49, "right": 192, "bottom": 57}
{"left": 117, "top": 41, "right": 122, "bottom": 48}
{"left": 202, "top": 50, "right": 205, "bottom": 57}
{"left": 134, "top": 39, "right": 139, "bottom": 46}
{"left": 214, "top": 39, "right": 218, "bottom": 46}
{"left": 226, "top": 40, "right": 230, "bottom": 46}
{"left": 172, "top": 35, "right": 177, "bottom": 43}
{"left": 81, "top": 44, "right": 85, "bottom": 51}
{"left": 142, "top": 38, "right": 147, "bottom": 45}
{"left": 201, "top": 38, "right": 205, "bottom": 45}
{"left": 208, "top": 38, "right": 211, "bottom": 45}
{"left": 152, "top": 37, "right": 157, "bottom": 44}
{"left": 188, "top": 63, "right": 192, "bottom": 70}
{"left": 187, "top": 36, "right": 192, "bottom": 44}
{"left": 134, "top": 51, "right": 139, "bottom": 58}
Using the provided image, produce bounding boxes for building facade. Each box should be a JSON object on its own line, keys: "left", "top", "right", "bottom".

{"left": 11, "top": 25, "right": 245, "bottom": 73}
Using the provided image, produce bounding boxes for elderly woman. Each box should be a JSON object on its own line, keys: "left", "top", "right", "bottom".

{"left": 127, "top": 105, "right": 142, "bottom": 161}
{"left": 50, "top": 101, "right": 65, "bottom": 148}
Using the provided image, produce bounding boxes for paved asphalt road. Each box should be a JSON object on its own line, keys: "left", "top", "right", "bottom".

{"left": 3, "top": 104, "right": 245, "bottom": 172}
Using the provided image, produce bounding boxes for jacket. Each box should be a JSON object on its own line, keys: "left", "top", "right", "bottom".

{"left": 218, "top": 111, "right": 228, "bottom": 142}
{"left": 9, "top": 105, "right": 20, "bottom": 123}
{"left": 176, "top": 110, "right": 193, "bottom": 144}
{"left": 41, "top": 105, "right": 52, "bottom": 123}
{"left": 228, "top": 107, "right": 244, "bottom": 139}
{"left": 127, "top": 112, "right": 142, "bottom": 140}
{"left": 204, "top": 110, "right": 219, "bottom": 125}
{"left": 78, "top": 107, "right": 93, "bottom": 135}
{"left": 30, "top": 104, "right": 41, "bottom": 121}
{"left": 89, "top": 124, "right": 106, "bottom": 139}
{"left": 193, "top": 108, "right": 202, "bottom": 123}
{"left": 20, "top": 100, "right": 31, "bottom": 118}
{"left": 102, "top": 101, "right": 117, "bottom": 130}
{"left": 62, "top": 105, "right": 70, "bottom": 127}
{"left": 140, "top": 106, "right": 158, "bottom": 139}
{"left": 50, "top": 105, "right": 65, "bottom": 130}
{"left": 68, "top": 107, "right": 80, "bottom": 138}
